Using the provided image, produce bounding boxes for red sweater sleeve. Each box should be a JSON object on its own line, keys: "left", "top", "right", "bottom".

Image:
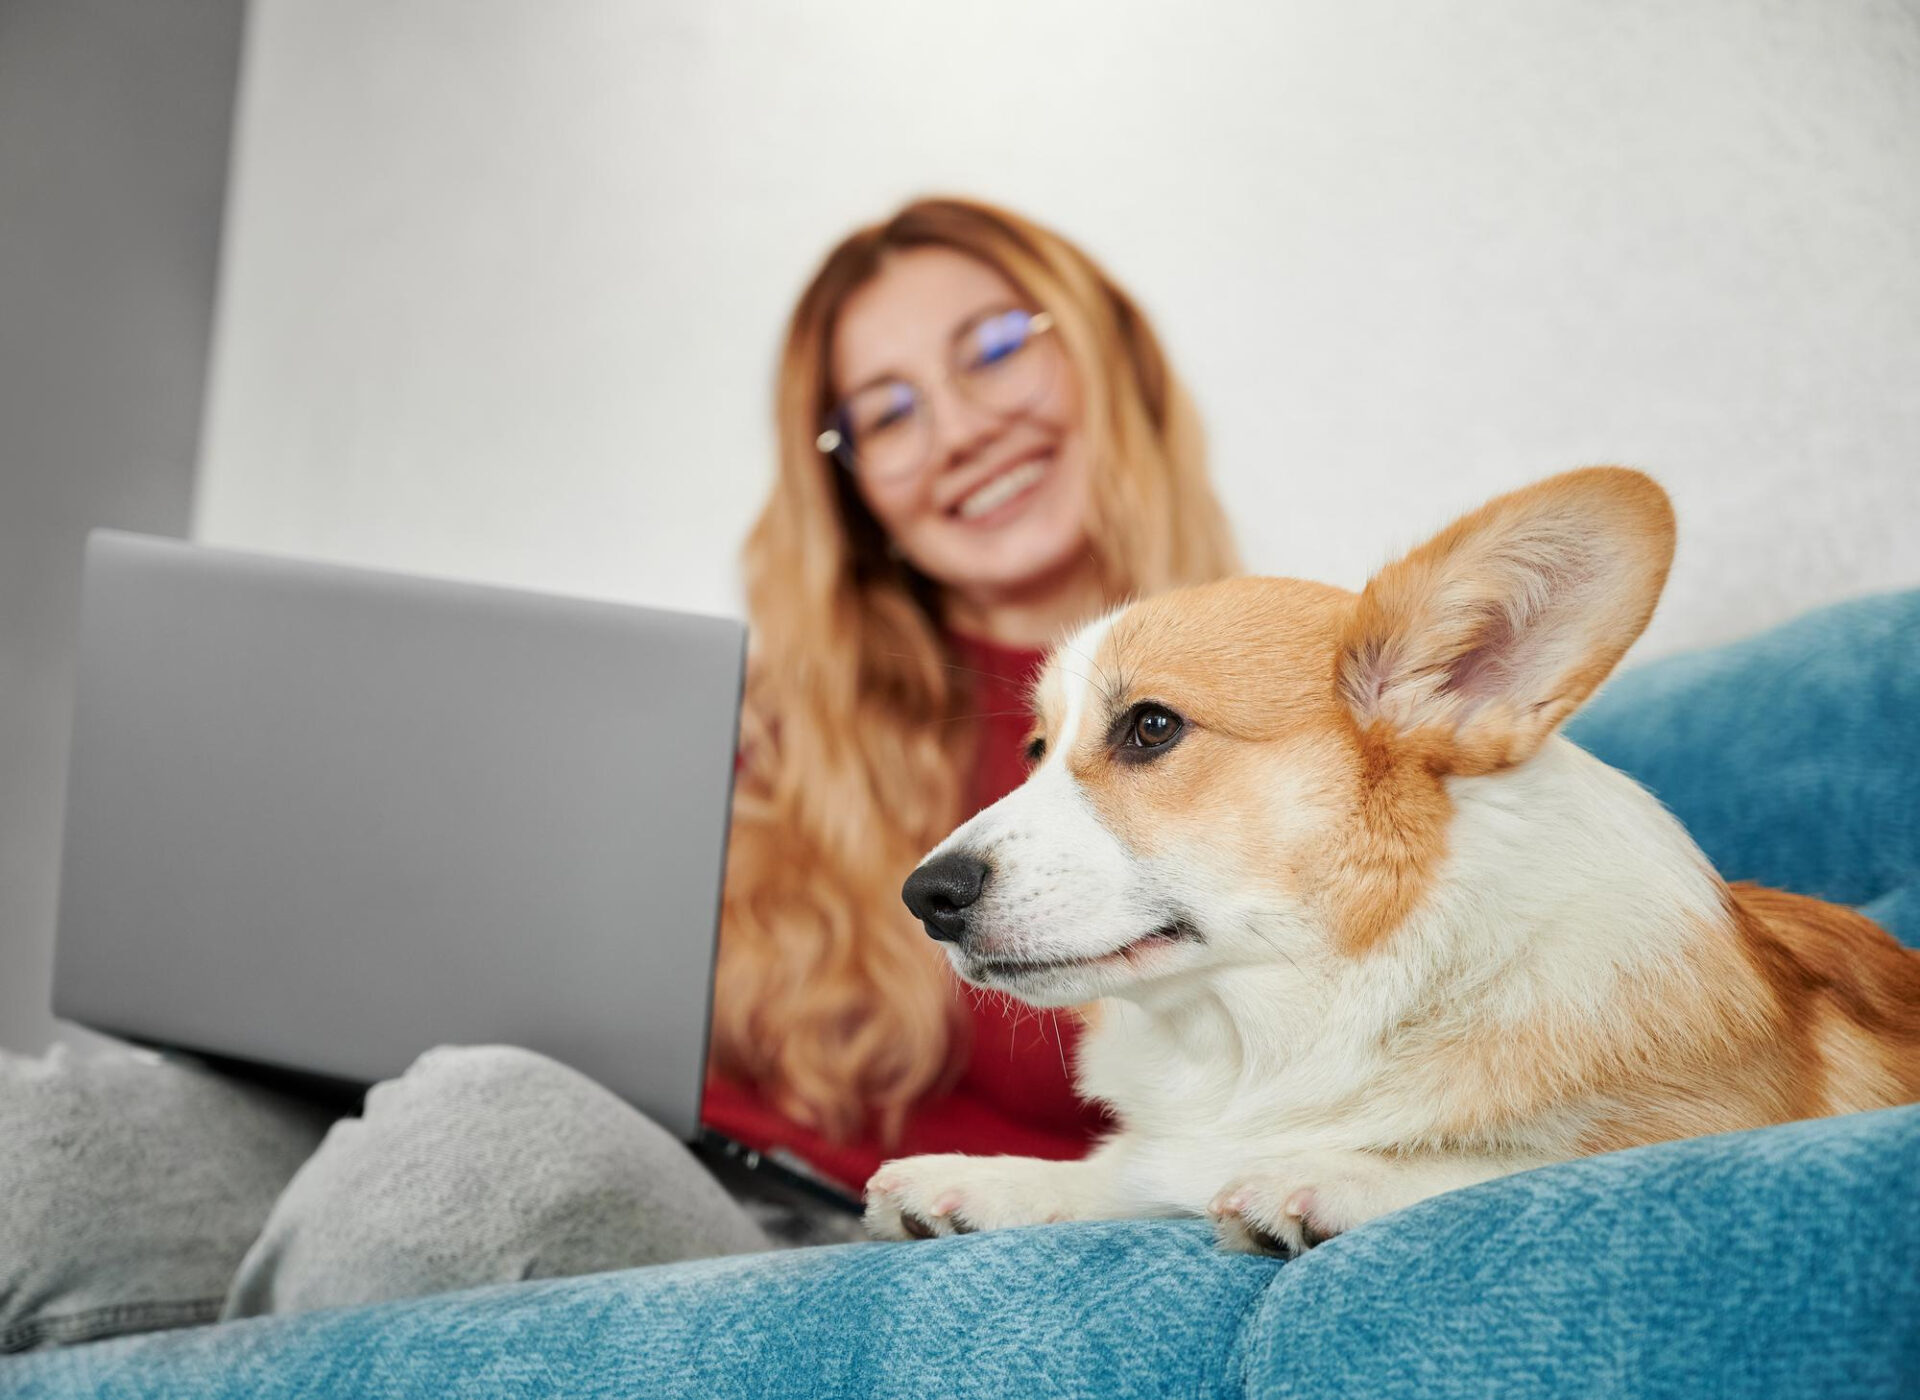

{"left": 702, "top": 630, "right": 1109, "bottom": 1194}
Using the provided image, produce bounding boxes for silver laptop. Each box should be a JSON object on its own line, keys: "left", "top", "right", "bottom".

{"left": 53, "top": 530, "right": 743, "bottom": 1143}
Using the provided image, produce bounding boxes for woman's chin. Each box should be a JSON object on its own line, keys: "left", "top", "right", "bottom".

{"left": 910, "top": 514, "right": 1091, "bottom": 601}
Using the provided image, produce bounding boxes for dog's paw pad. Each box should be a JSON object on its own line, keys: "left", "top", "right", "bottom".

{"left": 1207, "top": 1181, "right": 1333, "bottom": 1258}
{"left": 863, "top": 1163, "right": 979, "bottom": 1241}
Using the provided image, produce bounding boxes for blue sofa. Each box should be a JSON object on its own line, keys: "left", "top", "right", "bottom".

{"left": 9, "top": 591, "right": 1918, "bottom": 1400}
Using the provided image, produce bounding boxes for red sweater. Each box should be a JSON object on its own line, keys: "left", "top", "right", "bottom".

{"left": 701, "top": 632, "right": 1109, "bottom": 1193}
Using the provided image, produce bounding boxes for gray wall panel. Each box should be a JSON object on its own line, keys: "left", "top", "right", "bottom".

{"left": 0, "top": 0, "right": 246, "bottom": 1052}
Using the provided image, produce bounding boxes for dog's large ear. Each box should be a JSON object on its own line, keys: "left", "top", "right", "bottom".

{"left": 1336, "top": 467, "right": 1675, "bottom": 774}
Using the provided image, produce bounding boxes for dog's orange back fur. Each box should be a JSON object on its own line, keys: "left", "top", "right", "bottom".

{"left": 1733, "top": 886, "right": 1920, "bottom": 1113}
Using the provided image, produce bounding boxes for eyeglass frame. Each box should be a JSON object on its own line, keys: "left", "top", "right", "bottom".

{"left": 813, "top": 307, "right": 1059, "bottom": 483}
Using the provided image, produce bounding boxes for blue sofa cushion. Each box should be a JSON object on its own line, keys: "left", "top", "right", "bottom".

{"left": 7, "top": 1218, "right": 1281, "bottom": 1399}
{"left": 1254, "top": 1104, "right": 1920, "bottom": 1400}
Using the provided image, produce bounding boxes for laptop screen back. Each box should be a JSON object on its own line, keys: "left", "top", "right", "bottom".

{"left": 53, "top": 531, "right": 743, "bottom": 1141}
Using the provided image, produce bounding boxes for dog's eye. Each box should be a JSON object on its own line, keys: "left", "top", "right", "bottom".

{"left": 1127, "top": 705, "right": 1182, "bottom": 751}
{"left": 1024, "top": 735, "right": 1047, "bottom": 765}
{"left": 1107, "top": 702, "right": 1187, "bottom": 763}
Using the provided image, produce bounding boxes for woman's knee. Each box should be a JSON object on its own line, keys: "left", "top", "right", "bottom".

{"left": 223, "top": 1043, "right": 766, "bottom": 1318}
{"left": 374, "top": 1042, "right": 579, "bottom": 1111}
{"left": 1, "top": 1046, "right": 331, "bottom": 1350}
{"left": 402, "top": 1041, "right": 566, "bottom": 1085}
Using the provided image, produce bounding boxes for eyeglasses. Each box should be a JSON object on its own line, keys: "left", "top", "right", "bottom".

{"left": 816, "top": 306, "right": 1059, "bottom": 484}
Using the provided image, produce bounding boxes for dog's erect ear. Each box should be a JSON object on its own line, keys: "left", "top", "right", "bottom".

{"left": 1336, "top": 467, "right": 1675, "bottom": 774}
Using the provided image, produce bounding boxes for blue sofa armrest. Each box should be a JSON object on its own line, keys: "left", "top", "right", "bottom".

{"left": 1252, "top": 1103, "right": 1920, "bottom": 1399}
{"left": 10, "top": 1106, "right": 1915, "bottom": 1399}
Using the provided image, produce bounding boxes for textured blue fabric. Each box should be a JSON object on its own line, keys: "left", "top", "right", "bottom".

{"left": 2, "top": 1220, "right": 1281, "bottom": 1399}
{"left": 1567, "top": 589, "right": 1920, "bottom": 946}
{"left": 9, "top": 1108, "right": 1915, "bottom": 1399}
{"left": 1252, "top": 1104, "right": 1920, "bottom": 1400}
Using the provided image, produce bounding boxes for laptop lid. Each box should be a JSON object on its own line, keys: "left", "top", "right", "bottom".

{"left": 53, "top": 530, "right": 743, "bottom": 1141}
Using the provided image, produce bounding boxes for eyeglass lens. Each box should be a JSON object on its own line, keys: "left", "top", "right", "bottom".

{"left": 822, "top": 307, "right": 1055, "bottom": 481}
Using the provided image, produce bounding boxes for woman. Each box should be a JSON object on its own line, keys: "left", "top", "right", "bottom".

{"left": 704, "top": 196, "right": 1239, "bottom": 1191}
{"left": 0, "top": 197, "right": 1237, "bottom": 1350}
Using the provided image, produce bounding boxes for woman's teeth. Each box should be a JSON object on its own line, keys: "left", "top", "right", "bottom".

{"left": 956, "top": 460, "right": 1046, "bottom": 520}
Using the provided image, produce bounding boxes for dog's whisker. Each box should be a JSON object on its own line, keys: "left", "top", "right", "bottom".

{"left": 935, "top": 708, "right": 1042, "bottom": 726}
{"left": 1060, "top": 639, "right": 1113, "bottom": 709}
{"left": 1053, "top": 664, "right": 1099, "bottom": 704}
{"left": 876, "top": 651, "right": 1045, "bottom": 688}
{"left": 1046, "top": 1008, "right": 1072, "bottom": 1084}
{"left": 1237, "top": 911, "right": 1306, "bottom": 978}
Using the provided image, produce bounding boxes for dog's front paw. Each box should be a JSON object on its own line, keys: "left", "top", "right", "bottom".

{"left": 863, "top": 1154, "right": 1062, "bottom": 1241}
{"left": 1207, "top": 1178, "right": 1344, "bottom": 1259}
{"left": 863, "top": 1155, "right": 975, "bottom": 1241}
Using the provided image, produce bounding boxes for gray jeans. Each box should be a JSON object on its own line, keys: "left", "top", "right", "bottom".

{"left": 1, "top": 1042, "right": 850, "bottom": 1352}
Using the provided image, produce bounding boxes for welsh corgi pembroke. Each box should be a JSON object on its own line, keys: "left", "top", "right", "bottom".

{"left": 872, "top": 467, "right": 1920, "bottom": 1255}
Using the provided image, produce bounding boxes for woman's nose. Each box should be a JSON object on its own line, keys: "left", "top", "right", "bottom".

{"left": 923, "top": 376, "right": 1002, "bottom": 472}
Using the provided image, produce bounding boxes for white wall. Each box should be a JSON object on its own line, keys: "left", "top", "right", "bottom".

{"left": 197, "top": 0, "right": 1920, "bottom": 660}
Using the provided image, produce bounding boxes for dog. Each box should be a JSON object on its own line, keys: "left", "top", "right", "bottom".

{"left": 867, "top": 467, "right": 1920, "bottom": 1255}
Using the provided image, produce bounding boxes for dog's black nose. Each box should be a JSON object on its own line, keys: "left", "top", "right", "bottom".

{"left": 901, "top": 851, "right": 990, "bottom": 943}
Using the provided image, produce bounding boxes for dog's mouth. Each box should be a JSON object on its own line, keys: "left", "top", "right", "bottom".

{"left": 964, "top": 919, "right": 1203, "bottom": 983}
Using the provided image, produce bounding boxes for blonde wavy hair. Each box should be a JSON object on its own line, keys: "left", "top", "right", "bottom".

{"left": 711, "top": 196, "right": 1240, "bottom": 1144}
